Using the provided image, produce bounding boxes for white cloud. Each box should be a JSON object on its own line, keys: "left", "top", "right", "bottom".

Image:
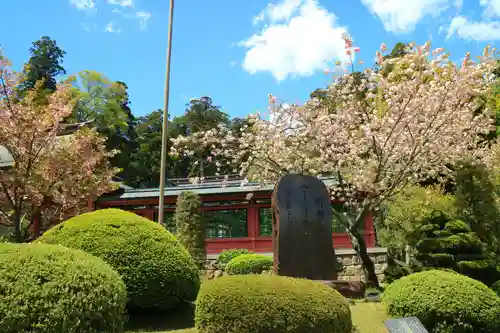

{"left": 104, "top": 22, "right": 122, "bottom": 33}
{"left": 136, "top": 11, "right": 152, "bottom": 30}
{"left": 240, "top": 0, "right": 350, "bottom": 81}
{"left": 253, "top": 0, "right": 302, "bottom": 25}
{"left": 69, "top": 0, "right": 95, "bottom": 11}
{"left": 447, "top": 15, "right": 500, "bottom": 40}
{"left": 360, "top": 0, "right": 450, "bottom": 33}
{"left": 480, "top": 0, "right": 500, "bottom": 18}
{"left": 107, "top": 0, "right": 133, "bottom": 7}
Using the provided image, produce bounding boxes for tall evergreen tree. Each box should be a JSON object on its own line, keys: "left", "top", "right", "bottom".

{"left": 20, "top": 36, "right": 66, "bottom": 94}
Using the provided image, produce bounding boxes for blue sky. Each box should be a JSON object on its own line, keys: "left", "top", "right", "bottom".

{"left": 1, "top": 0, "right": 499, "bottom": 119}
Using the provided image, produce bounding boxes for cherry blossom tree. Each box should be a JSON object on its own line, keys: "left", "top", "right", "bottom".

{"left": 171, "top": 41, "right": 497, "bottom": 287}
{"left": 0, "top": 51, "right": 118, "bottom": 242}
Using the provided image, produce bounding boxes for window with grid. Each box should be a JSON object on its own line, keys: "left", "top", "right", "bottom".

{"left": 259, "top": 208, "right": 273, "bottom": 236}
{"left": 204, "top": 209, "right": 248, "bottom": 238}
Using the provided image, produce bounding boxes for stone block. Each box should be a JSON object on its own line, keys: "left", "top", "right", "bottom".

{"left": 320, "top": 280, "right": 366, "bottom": 299}
{"left": 342, "top": 257, "right": 353, "bottom": 266}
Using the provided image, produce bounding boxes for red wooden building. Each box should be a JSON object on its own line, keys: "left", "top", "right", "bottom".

{"left": 94, "top": 176, "right": 376, "bottom": 254}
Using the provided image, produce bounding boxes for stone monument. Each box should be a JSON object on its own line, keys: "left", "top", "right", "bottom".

{"left": 271, "top": 174, "right": 337, "bottom": 280}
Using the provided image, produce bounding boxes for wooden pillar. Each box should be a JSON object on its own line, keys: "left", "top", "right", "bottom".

{"left": 365, "top": 212, "right": 376, "bottom": 248}
{"left": 87, "top": 197, "right": 94, "bottom": 212}
{"left": 145, "top": 210, "right": 154, "bottom": 221}
{"left": 247, "top": 207, "right": 258, "bottom": 238}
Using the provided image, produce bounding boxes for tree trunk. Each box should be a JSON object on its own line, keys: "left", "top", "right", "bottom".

{"left": 13, "top": 209, "right": 22, "bottom": 243}
{"left": 346, "top": 226, "right": 380, "bottom": 289}
{"left": 331, "top": 204, "right": 380, "bottom": 288}
{"left": 32, "top": 210, "right": 42, "bottom": 239}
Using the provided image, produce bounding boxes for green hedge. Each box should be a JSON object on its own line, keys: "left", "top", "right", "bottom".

{"left": 382, "top": 270, "right": 500, "bottom": 332}
{"left": 37, "top": 208, "right": 200, "bottom": 311}
{"left": 217, "top": 248, "right": 251, "bottom": 265}
{"left": 226, "top": 253, "right": 273, "bottom": 275}
{"left": 0, "top": 243, "right": 127, "bottom": 333}
{"left": 195, "top": 275, "right": 352, "bottom": 333}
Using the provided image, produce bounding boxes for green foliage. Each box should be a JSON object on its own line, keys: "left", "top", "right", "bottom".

{"left": 19, "top": 36, "right": 66, "bottom": 94}
{"left": 217, "top": 248, "right": 252, "bottom": 265}
{"left": 491, "top": 280, "right": 500, "bottom": 296}
{"left": 175, "top": 191, "right": 205, "bottom": 265}
{"left": 412, "top": 211, "right": 500, "bottom": 285}
{"left": 225, "top": 254, "right": 273, "bottom": 275}
{"left": 0, "top": 242, "right": 126, "bottom": 333}
{"left": 68, "top": 71, "right": 140, "bottom": 185}
{"left": 382, "top": 270, "right": 500, "bottom": 332}
{"left": 376, "top": 185, "right": 456, "bottom": 259}
{"left": 36, "top": 208, "right": 200, "bottom": 311}
{"left": 383, "top": 257, "right": 413, "bottom": 283}
{"left": 70, "top": 70, "right": 130, "bottom": 130}
{"left": 454, "top": 161, "right": 500, "bottom": 252}
{"left": 128, "top": 97, "right": 237, "bottom": 188}
{"left": 195, "top": 275, "right": 352, "bottom": 333}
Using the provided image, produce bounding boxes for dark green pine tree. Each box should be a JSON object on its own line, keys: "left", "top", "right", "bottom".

{"left": 412, "top": 210, "right": 500, "bottom": 286}
{"left": 20, "top": 36, "right": 66, "bottom": 94}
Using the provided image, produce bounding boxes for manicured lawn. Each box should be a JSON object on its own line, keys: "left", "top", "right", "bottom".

{"left": 350, "top": 301, "right": 389, "bottom": 333}
{"left": 127, "top": 302, "right": 389, "bottom": 333}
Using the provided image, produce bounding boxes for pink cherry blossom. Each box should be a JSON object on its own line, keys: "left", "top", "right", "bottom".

{"left": 170, "top": 42, "right": 498, "bottom": 286}
{"left": 0, "top": 51, "right": 118, "bottom": 237}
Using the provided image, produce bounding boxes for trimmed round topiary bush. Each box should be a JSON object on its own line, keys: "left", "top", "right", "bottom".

{"left": 195, "top": 275, "right": 352, "bottom": 333}
{"left": 37, "top": 208, "right": 200, "bottom": 311}
{"left": 217, "top": 248, "right": 252, "bottom": 265}
{"left": 382, "top": 270, "right": 500, "bottom": 332}
{"left": 226, "top": 253, "right": 273, "bottom": 275}
{"left": 0, "top": 242, "right": 127, "bottom": 333}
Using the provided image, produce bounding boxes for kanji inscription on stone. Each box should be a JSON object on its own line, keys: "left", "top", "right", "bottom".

{"left": 271, "top": 174, "right": 334, "bottom": 280}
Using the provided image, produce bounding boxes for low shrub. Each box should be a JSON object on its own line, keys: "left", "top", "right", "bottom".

{"left": 37, "top": 208, "right": 200, "bottom": 311}
{"left": 226, "top": 253, "right": 273, "bottom": 275}
{"left": 0, "top": 243, "right": 127, "bottom": 333}
{"left": 217, "top": 248, "right": 251, "bottom": 265}
{"left": 195, "top": 275, "right": 352, "bottom": 333}
{"left": 382, "top": 270, "right": 500, "bottom": 332}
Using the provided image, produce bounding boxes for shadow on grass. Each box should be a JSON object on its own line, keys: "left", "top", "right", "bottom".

{"left": 126, "top": 302, "right": 195, "bottom": 332}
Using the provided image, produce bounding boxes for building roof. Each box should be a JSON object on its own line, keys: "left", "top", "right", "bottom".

{"left": 97, "top": 177, "right": 338, "bottom": 201}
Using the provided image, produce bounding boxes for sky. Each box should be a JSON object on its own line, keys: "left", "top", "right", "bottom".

{"left": 1, "top": 0, "right": 499, "bottom": 119}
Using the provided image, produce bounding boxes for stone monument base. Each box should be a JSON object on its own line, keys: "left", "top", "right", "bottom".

{"left": 317, "top": 280, "right": 366, "bottom": 299}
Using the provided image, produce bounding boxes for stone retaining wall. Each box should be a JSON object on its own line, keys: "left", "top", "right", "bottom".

{"left": 203, "top": 247, "right": 387, "bottom": 282}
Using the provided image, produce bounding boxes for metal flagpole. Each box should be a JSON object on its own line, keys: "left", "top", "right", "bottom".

{"left": 158, "top": 0, "right": 175, "bottom": 225}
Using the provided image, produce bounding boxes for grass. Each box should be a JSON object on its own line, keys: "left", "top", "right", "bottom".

{"left": 350, "top": 301, "right": 389, "bottom": 333}
{"left": 126, "top": 301, "right": 389, "bottom": 333}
